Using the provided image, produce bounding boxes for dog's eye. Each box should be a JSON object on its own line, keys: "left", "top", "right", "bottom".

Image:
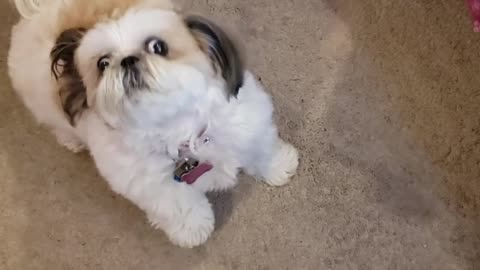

{"left": 97, "top": 56, "right": 110, "bottom": 72}
{"left": 145, "top": 38, "right": 168, "bottom": 56}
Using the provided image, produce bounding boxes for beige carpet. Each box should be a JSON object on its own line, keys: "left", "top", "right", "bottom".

{"left": 1, "top": 0, "right": 479, "bottom": 269}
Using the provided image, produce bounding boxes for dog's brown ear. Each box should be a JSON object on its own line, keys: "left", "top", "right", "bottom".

{"left": 51, "top": 28, "right": 88, "bottom": 126}
{"left": 185, "top": 16, "right": 244, "bottom": 97}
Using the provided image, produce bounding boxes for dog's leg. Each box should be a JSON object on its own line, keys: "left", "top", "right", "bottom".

{"left": 53, "top": 128, "right": 86, "bottom": 153}
{"left": 139, "top": 181, "right": 215, "bottom": 248}
{"left": 255, "top": 138, "right": 299, "bottom": 187}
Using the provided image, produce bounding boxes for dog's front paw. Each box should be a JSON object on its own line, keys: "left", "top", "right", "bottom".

{"left": 263, "top": 140, "right": 299, "bottom": 186}
{"left": 167, "top": 202, "right": 215, "bottom": 248}
{"left": 59, "top": 138, "right": 86, "bottom": 153}
{"left": 54, "top": 129, "right": 86, "bottom": 153}
{"left": 150, "top": 199, "right": 215, "bottom": 248}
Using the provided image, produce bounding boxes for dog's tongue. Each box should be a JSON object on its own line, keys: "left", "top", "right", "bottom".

{"left": 467, "top": 0, "right": 480, "bottom": 32}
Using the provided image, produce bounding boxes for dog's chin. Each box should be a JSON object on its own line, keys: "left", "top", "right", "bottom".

{"left": 122, "top": 68, "right": 147, "bottom": 93}
{"left": 94, "top": 64, "right": 211, "bottom": 131}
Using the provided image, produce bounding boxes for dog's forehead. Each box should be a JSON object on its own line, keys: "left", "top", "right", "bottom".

{"left": 85, "top": 9, "right": 184, "bottom": 53}
{"left": 117, "top": 9, "right": 181, "bottom": 36}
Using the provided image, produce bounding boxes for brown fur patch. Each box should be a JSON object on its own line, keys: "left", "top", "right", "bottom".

{"left": 51, "top": 28, "right": 87, "bottom": 125}
{"left": 54, "top": 0, "right": 173, "bottom": 37}
{"left": 185, "top": 16, "right": 244, "bottom": 97}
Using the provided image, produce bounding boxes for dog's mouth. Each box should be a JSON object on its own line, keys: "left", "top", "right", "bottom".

{"left": 123, "top": 67, "right": 146, "bottom": 94}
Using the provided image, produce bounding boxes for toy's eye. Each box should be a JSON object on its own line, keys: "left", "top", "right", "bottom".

{"left": 145, "top": 38, "right": 168, "bottom": 56}
{"left": 97, "top": 56, "right": 110, "bottom": 72}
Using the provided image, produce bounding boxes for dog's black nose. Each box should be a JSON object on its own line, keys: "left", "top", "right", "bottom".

{"left": 121, "top": 56, "right": 139, "bottom": 68}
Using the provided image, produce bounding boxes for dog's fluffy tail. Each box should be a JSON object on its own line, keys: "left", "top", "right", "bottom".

{"left": 11, "top": 0, "right": 62, "bottom": 18}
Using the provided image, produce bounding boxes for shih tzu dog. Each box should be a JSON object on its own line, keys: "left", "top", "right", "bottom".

{"left": 8, "top": 0, "right": 299, "bottom": 247}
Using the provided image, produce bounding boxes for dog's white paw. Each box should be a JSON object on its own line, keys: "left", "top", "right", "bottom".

{"left": 263, "top": 140, "right": 299, "bottom": 186}
{"left": 54, "top": 129, "right": 85, "bottom": 153}
{"left": 59, "top": 138, "right": 86, "bottom": 153}
{"left": 150, "top": 200, "right": 215, "bottom": 248}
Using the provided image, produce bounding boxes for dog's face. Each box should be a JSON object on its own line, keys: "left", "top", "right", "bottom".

{"left": 52, "top": 9, "right": 243, "bottom": 128}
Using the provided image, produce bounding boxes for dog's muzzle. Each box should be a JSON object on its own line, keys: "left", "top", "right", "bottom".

{"left": 121, "top": 56, "right": 145, "bottom": 91}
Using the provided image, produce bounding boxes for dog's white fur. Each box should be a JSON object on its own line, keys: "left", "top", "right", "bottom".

{"left": 8, "top": 0, "right": 299, "bottom": 247}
